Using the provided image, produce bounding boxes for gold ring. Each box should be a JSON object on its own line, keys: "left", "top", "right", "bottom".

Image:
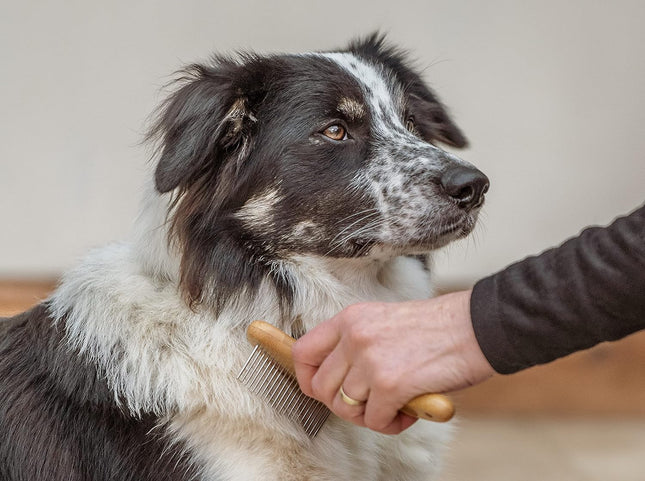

{"left": 339, "top": 385, "right": 366, "bottom": 406}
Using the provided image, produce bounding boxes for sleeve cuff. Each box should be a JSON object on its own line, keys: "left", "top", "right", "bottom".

{"left": 470, "top": 276, "right": 526, "bottom": 375}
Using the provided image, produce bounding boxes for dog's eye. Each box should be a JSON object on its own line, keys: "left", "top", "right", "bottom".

{"left": 322, "top": 124, "right": 348, "bottom": 141}
{"left": 405, "top": 117, "right": 416, "bottom": 133}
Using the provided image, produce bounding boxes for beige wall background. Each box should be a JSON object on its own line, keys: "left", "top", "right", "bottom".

{"left": 1, "top": 0, "right": 644, "bottom": 286}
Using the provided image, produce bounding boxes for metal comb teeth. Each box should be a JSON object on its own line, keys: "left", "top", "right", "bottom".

{"left": 238, "top": 345, "right": 330, "bottom": 437}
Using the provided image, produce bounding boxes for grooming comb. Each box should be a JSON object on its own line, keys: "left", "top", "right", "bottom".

{"left": 237, "top": 320, "right": 455, "bottom": 438}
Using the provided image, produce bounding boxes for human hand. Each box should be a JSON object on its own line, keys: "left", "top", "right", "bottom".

{"left": 292, "top": 290, "right": 495, "bottom": 434}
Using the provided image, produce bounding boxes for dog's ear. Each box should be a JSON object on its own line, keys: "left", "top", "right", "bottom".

{"left": 347, "top": 32, "right": 468, "bottom": 148}
{"left": 406, "top": 88, "right": 468, "bottom": 148}
{"left": 149, "top": 61, "right": 257, "bottom": 194}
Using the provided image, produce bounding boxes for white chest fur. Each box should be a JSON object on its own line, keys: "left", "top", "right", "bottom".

{"left": 50, "top": 243, "right": 452, "bottom": 481}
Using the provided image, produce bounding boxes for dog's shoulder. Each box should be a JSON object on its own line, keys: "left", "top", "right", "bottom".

{"left": 0, "top": 303, "right": 61, "bottom": 378}
{"left": 0, "top": 303, "right": 114, "bottom": 405}
{"left": 0, "top": 304, "right": 202, "bottom": 481}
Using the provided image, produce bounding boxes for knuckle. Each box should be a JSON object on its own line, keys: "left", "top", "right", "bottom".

{"left": 296, "top": 375, "right": 313, "bottom": 397}
{"left": 341, "top": 302, "right": 365, "bottom": 321}
{"left": 363, "top": 345, "right": 383, "bottom": 366}
{"left": 347, "top": 323, "right": 371, "bottom": 347}
{"left": 309, "top": 376, "right": 327, "bottom": 401}
{"left": 339, "top": 307, "right": 362, "bottom": 335}
{"left": 364, "top": 416, "right": 389, "bottom": 433}
{"left": 373, "top": 371, "right": 398, "bottom": 395}
{"left": 291, "top": 341, "right": 306, "bottom": 363}
{"left": 342, "top": 302, "right": 377, "bottom": 325}
{"left": 342, "top": 307, "right": 375, "bottom": 344}
{"left": 300, "top": 385, "right": 313, "bottom": 398}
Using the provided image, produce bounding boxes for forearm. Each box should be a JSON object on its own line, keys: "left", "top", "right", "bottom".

{"left": 471, "top": 204, "right": 645, "bottom": 374}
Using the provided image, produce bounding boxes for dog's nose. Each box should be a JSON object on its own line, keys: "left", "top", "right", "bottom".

{"left": 440, "top": 165, "right": 489, "bottom": 210}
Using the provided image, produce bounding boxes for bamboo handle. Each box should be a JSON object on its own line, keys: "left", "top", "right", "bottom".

{"left": 247, "top": 320, "right": 298, "bottom": 373}
{"left": 246, "top": 321, "right": 455, "bottom": 423}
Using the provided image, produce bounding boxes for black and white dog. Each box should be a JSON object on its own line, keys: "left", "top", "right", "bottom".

{"left": 0, "top": 35, "right": 488, "bottom": 480}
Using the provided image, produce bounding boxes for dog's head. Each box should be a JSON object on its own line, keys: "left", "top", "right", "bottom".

{"left": 148, "top": 34, "right": 488, "bottom": 310}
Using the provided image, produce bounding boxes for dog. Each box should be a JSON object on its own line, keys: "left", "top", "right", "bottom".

{"left": 0, "top": 34, "right": 488, "bottom": 480}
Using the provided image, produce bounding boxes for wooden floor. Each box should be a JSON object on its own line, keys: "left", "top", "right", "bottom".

{"left": 1, "top": 279, "right": 644, "bottom": 416}
{"left": 0, "top": 279, "right": 58, "bottom": 317}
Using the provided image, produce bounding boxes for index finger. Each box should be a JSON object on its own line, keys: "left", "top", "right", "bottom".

{"left": 292, "top": 314, "right": 343, "bottom": 397}
{"left": 292, "top": 314, "right": 342, "bottom": 367}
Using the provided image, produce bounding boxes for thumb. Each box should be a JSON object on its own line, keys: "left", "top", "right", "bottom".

{"left": 292, "top": 315, "right": 342, "bottom": 397}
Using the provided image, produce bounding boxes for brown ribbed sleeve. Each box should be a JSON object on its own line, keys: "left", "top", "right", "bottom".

{"left": 470, "top": 203, "right": 645, "bottom": 375}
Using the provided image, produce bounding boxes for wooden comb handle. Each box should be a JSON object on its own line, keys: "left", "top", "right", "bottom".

{"left": 246, "top": 321, "right": 455, "bottom": 423}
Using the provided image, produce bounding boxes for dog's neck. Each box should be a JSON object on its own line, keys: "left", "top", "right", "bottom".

{"left": 267, "top": 254, "right": 433, "bottom": 333}
{"left": 130, "top": 185, "right": 434, "bottom": 332}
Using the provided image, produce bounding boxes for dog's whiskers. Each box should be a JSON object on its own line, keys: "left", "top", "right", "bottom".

{"left": 328, "top": 217, "right": 383, "bottom": 248}
{"left": 333, "top": 208, "right": 380, "bottom": 226}
{"left": 325, "top": 210, "right": 382, "bottom": 255}
{"left": 325, "top": 216, "right": 387, "bottom": 256}
{"left": 330, "top": 211, "right": 380, "bottom": 243}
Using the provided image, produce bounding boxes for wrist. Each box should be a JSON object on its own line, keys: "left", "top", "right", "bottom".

{"left": 454, "top": 289, "right": 496, "bottom": 387}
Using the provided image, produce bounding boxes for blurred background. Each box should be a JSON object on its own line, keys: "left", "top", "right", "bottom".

{"left": 1, "top": 1, "right": 643, "bottom": 479}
